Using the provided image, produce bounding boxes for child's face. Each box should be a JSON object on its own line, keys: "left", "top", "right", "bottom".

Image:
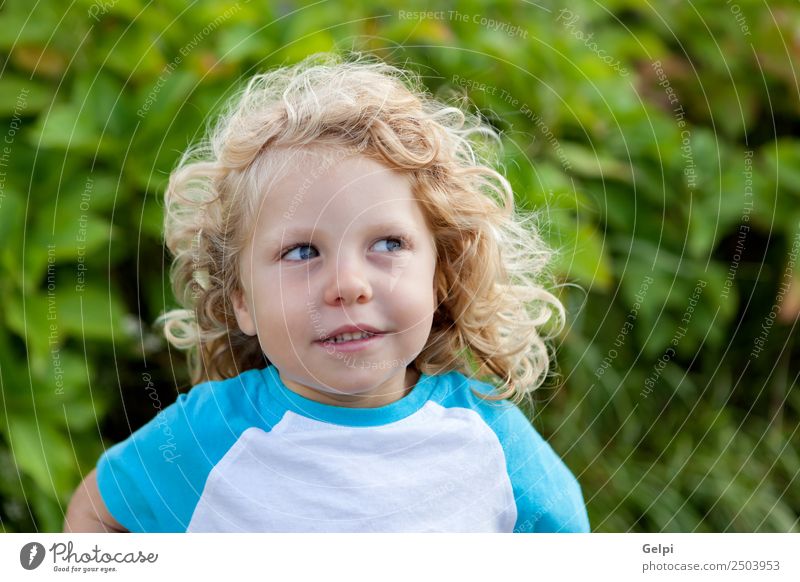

{"left": 232, "top": 149, "right": 438, "bottom": 407}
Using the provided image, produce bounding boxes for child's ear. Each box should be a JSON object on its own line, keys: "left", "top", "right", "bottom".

{"left": 231, "top": 287, "right": 257, "bottom": 336}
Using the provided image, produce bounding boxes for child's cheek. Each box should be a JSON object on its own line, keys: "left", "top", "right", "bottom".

{"left": 384, "top": 255, "right": 413, "bottom": 293}
{"left": 389, "top": 271, "right": 433, "bottom": 310}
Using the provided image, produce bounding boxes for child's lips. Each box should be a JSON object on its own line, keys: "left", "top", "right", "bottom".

{"left": 316, "top": 332, "right": 385, "bottom": 353}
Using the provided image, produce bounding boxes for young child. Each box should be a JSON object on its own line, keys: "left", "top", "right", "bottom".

{"left": 64, "top": 52, "right": 590, "bottom": 533}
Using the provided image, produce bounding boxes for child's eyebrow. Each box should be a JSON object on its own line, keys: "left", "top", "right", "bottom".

{"left": 265, "top": 221, "right": 418, "bottom": 246}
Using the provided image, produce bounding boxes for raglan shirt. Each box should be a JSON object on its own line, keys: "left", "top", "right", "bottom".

{"left": 96, "top": 366, "right": 590, "bottom": 533}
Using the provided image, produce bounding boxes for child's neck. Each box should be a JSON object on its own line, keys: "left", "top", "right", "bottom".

{"left": 279, "top": 366, "right": 420, "bottom": 408}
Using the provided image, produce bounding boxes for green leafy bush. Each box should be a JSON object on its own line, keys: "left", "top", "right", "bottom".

{"left": 0, "top": 0, "right": 797, "bottom": 531}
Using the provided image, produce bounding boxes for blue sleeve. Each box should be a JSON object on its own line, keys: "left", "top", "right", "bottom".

{"left": 95, "top": 382, "right": 241, "bottom": 532}
{"left": 498, "top": 405, "right": 590, "bottom": 532}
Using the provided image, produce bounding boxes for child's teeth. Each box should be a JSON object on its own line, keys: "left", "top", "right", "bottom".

{"left": 328, "top": 331, "right": 373, "bottom": 343}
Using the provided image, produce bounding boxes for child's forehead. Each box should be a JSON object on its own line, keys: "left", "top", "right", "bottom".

{"left": 249, "top": 146, "right": 432, "bottom": 237}
{"left": 264, "top": 147, "right": 409, "bottom": 204}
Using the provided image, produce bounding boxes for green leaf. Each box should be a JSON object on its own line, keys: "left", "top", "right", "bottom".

{"left": 6, "top": 417, "right": 76, "bottom": 499}
{"left": 551, "top": 214, "right": 614, "bottom": 291}
{"left": 762, "top": 138, "right": 800, "bottom": 198}
{"left": 282, "top": 28, "right": 337, "bottom": 63}
{"left": 6, "top": 279, "right": 129, "bottom": 364}
{"left": 57, "top": 284, "right": 130, "bottom": 341}
{"left": 24, "top": 207, "right": 112, "bottom": 289}
{"left": 0, "top": 75, "right": 52, "bottom": 116}
{"left": 0, "top": 189, "right": 25, "bottom": 250}
{"left": 28, "top": 103, "right": 101, "bottom": 151}
{"left": 559, "top": 143, "right": 632, "bottom": 182}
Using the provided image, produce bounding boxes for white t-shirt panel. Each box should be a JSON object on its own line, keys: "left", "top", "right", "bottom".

{"left": 187, "top": 402, "right": 516, "bottom": 532}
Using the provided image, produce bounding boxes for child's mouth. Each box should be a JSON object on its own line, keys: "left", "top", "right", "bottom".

{"left": 317, "top": 332, "right": 384, "bottom": 353}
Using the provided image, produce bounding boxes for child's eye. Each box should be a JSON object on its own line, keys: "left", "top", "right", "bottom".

{"left": 372, "top": 236, "right": 406, "bottom": 252}
{"left": 281, "top": 236, "right": 408, "bottom": 261}
{"left": 281, "top": 243, "right": 319, "bottom": 261}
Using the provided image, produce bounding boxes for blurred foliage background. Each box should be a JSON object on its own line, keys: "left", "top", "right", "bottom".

{"left": 0, "top": 0, "right": 798, "bottom": 532}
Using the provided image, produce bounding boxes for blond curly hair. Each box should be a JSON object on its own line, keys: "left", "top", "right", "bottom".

{"left": 158, "top": 51, "right": 565, "bottom": 406}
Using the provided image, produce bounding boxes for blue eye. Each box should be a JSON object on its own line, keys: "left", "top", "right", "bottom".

{"left": 281, "top": 244, "right": 319, "bottom": 261}
{"left": 373, "top": 237, "right": 405, "bottom": 252}
{"left": 281, "top": 236, "right": 408, "bottom": 261}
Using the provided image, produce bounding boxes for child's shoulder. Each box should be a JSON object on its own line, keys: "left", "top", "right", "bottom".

{"left": 426, "top": 369, "right": 539, "bottom": 441}
{"left": 428, "top": 369, "right": 522, "bottom": 417}
{"left": 178, "top": 367, "right": 267, "bottom": 411}
{"left": 163, "top": 367, "right": 282, "bottom": 433}
{"left": 429, "top": 371, "right": 589, "bottom": 532}
{"left": 428, "top": 369, "right": 567, "bottom": 462}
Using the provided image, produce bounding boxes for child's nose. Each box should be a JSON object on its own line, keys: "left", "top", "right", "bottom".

{"left": 323, "top": 257, "right": 373, "bottom": 305}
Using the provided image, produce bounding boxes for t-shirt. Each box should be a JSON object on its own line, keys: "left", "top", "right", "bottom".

{"left": 96, "top": 366, "right": 590, "bottom": 533}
